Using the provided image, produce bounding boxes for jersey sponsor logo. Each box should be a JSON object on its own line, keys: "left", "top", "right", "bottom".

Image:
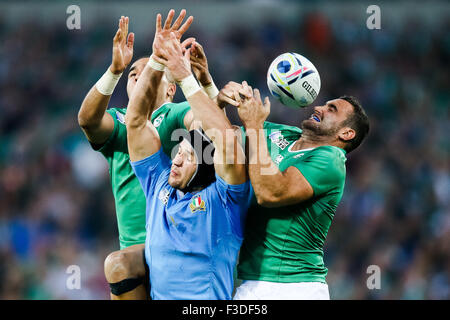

{"left": 274, "top": 154, "right": 284, "bottom": 165}
{"left": 294, "top": 153, "right": 305, "bottom": 159}
{"left": 153, "top": 114, "right": 165, "bottom": 128}
{"left": 269, "top": 130, "right": 290, "bottom": 150}
{"left": 189, "top": 195, "right": 206, "bottom": 213}
{"left": 158, "top": 188, "right": 170, "bottom": 205}
{"left": 115, "top": 111, "right": 126, "bottom": 124}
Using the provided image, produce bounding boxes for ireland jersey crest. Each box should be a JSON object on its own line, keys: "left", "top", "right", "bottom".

{"left": 153, "top": 114, "right": 165, "bottom": 128}
{"left": 189, "top": 195, "right": 206, "bottom": 213}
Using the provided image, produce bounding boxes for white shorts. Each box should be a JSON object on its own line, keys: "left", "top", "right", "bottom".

{"left": 233, "top": 280, "right": 330, "bottom": 300}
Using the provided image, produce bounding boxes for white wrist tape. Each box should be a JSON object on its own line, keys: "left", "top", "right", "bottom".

{"left": 179, "top": 74, "right": 201, "bottom": 98}
{"left": 95, "top": 68, "right": 122, "bottom": 96}
{"left": 202, "top": 81, "right": 219, "bottom": 99}
{"left": 147, "top": 56, "right": 165, "bottom": 71}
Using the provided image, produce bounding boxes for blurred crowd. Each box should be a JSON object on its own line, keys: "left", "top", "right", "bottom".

{"left": 0, "top": 4, "right": 448, "bottom": 299}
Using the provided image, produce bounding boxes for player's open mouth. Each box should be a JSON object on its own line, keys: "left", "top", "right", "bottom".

{"left": 311, "top": 114, "right": 321, "bottom": 122}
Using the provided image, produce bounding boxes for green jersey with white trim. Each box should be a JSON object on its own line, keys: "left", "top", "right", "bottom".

{"left": 94, "top": 101, "right": 190, "bottom": 249}
{"left": 237, "top": 121, "right": 347, "bottom": 283}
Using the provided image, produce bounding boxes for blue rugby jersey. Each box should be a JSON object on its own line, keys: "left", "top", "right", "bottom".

{"left": 130, "top": 148, "right": 251, "bottom": 300}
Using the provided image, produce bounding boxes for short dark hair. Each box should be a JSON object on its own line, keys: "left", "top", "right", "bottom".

{"left": 339, "top": 95, "right": 370, "bottom": 153}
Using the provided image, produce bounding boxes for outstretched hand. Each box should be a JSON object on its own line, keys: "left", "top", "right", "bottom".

{"left": 152, "top": 9, "right": 193, "bottom": 56}
{"left": 111, "top": 16, "right": 134, "bottom": 74}
{"left": 153, "top": 32, "right": 193, "bottom": 82}
{"left": 190, "top": 41, "right": 213, "bottom": 86}
{"left": 235, "top": 81, "right": 271, "bottom": 128}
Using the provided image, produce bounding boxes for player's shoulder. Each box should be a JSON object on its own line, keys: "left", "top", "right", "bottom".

{"left": 108, "top": 106, "right": 127, "bottom": 114}
{"left": 160, "top": 101, "right": 191, "bottom": 112}
{"left": 304, "top": 146, "right": 347, "bottom": 176}
{"left": 107, "top": 107, "right": 127, "bottom": 125}
{"left": 309, "top": 145, "right": 347, "bottom": 160}
{"left": 152, "top": 101, "right": 191, "bottom": 121}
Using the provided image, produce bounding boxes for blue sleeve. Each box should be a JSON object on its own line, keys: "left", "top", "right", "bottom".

{"left": 213, "top": 175, "right": 251, "bottom": 239}
{"left": 130, "top": 148, "right": 171, "bottom": 198}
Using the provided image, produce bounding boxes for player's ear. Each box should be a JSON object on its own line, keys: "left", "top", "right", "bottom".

{"left": 338, "top": 127, "right": 355, "bottom": 142}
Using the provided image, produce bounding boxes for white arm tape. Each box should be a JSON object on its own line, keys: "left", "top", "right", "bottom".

{"left": 95, "top": 68, "right": 122, "bottom": 96}
{"left": 147, "top": 56, "right": 165, "bottom": 71}
{"left": 202, "top": 81, "right": 219, "bottom": 99}
{"left": 179, "top": 74, "right": 201, "bottom": 98}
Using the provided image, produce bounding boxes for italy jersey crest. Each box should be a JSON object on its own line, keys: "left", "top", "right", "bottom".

{"left": 189, "top": 195, "right": 206, "bottom": 213}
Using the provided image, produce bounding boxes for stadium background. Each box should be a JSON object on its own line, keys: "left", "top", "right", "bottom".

{"left": 0, "top": 0, "right": 448, "bottom": 299}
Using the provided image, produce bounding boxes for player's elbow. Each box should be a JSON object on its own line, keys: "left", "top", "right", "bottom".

{"left": 77, "top": 109, "right": 96, "bottom": 130}
{"left": 255, "top": 187, "right": 300, "bottom": 208}
{"left": 255, "top": 192, "right": 280, "bottom": 208}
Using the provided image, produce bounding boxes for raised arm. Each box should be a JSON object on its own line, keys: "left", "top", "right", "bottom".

{"left": 78, "top": 16, "right": 134, "bottom": 145}
{"left": 182, "top": 40, "right": 221, "bottom": 131}
{"left": 126, "top": 10, "right": 193, "bottom": 162}
{"left": 153, "top": 33, "right": 246, "bottom": 184}
{"left": 125, "top": 62, "right": 163, "bottom": 162}
{"left": 236, "top": 83, "right": 314, "bottom": 207}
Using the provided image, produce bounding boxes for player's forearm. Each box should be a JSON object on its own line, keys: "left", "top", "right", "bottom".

{"left": 186, "top": 89, "right": 238, "bottom": 164}
{"left": 126, "top": 65, "right": 163, "bottom": 129}
{"left": 126, "top": 64, "right": 164, "bottom": 161}
{"left": 78, "top": 66, "right": 119, "bottom": 129}
{"left": 246, "top": 123, "right": 286, "bottom": 205}
{"left": 187, "top": 90, "right": 233, "bottom": 132}
{"left": 78, "top": 87, "right": 110, "bottom": 129}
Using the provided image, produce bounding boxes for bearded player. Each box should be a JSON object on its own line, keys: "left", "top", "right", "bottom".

{"left": 77, "top": 11, "right": 220, "bottom": 299}
{"left": 217, "top": 81, "right": 369, "bottom": 299}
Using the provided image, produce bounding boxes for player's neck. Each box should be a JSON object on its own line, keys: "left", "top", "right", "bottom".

{"left": 293, "top": 133, "right": 332, "bottom": 151}
{"left": 147, "top": 98, "right": 173, "bottom": 120}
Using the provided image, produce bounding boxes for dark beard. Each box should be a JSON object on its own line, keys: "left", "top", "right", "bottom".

{"left": 301, "top": 119, "right": 338, "bottom": 137}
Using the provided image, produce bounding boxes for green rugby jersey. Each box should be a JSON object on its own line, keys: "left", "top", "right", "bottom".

{"left": 237, "top": 121, "right": 347, "bottom": 283}
{"left": 94, "top": 101, "right": 190, "bottom": 249}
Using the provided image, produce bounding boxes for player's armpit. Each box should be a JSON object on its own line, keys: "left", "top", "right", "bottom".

{"left": 126, "top": 117, "right": 161, "bottom": 163}
{"left": 254, "top": 165, "right": 314, "bottom": 208}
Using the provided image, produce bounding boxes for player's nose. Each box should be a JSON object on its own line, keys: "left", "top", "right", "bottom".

{"left": 172, "top": 155, "right": 183, "bottom": 166}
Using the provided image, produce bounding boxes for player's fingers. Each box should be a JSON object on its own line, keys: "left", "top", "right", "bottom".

{"left": 193, "top": 42, "right": 205, "bottom": 58}
{"left": 189, "top": 46, "right": 197, "bottom": 59}
{"left": 156, "top": 13, "right": 162, "bottom": 32}
{"left": 171, "top": 9, "right": 186, "bottom": 30}
{"left": 219, "top": 94, "right": 240, "bottom": 107}
{"left": 181, "top": 37, "right": 195, "bottom": 50}
{"left": 127, "top": 32, "right": 134, "bottom": 49}
{"left": 124, "top": 17, "right": 129, "bottom": 36}
{"left": 178, "top": 16, "right": 193, "bottom": 37}
{"left": 113, "top": 28, "right": 120, "bottom": 43}
{"left": 232, "top": 89, "right": 242, "bottom": 104}
{"left": 163, "top": 9, "right": 175, "bottom": 29}
{"left": 120, "top": 16, "right": 126, "bottom": 37}
{"left": 264, "top": 97, "right": 271, "bottom": 113}
{"left": 241, "top": 81, "right": 253, "bottom": 98}
{"left": 190, "top": 61, "right": 204, "bottom": 70}
{"left": 254, "top": 88, "right": 261, "bottom": 102}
